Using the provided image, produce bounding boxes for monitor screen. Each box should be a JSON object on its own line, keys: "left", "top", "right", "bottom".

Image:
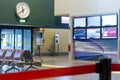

{"left": 102, "top": 14, "right": 117, "bottom": 26}
{"left": 73, "top": 17, "right": 86, "bottom": 28}
{"left": 87, "top": 16, "right": 100, "bottom": 27}
{"left": 87, "top": 28, "right": 100, "bottom": 39}
{"left": 102, "top": 27, "right": 117, "bottom": 39}
{"left": 73, "top": 28, "right": 86, "bottom": 39}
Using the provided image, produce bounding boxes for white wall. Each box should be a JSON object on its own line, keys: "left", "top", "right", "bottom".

{"left": 70, "top": 0, "right": 120, "bottom": 16}
{"left": 55, "top": 0, "right": 120, "bottom": 16}
{"left": 54, "top": 0, "right": 70, "bottom": 16}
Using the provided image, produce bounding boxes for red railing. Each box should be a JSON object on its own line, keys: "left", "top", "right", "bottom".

{"left": 0, "top": 58, "right": 119, "bottom": 80}
{"left": 112, "top": 64, "right": 120, "bottom": 71}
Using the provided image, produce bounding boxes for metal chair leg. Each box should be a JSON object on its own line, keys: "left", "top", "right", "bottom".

{"left": 5, "top": 63, "right": 20, "bottom": 73}
{"left": 25, "top": 63, "right": 38, "bottom": 71}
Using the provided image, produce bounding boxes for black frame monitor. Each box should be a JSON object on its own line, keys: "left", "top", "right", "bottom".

{"left": 73, "top": 17, "right": 86, "bottom": 28}
{"left": 102, "top": 14, "right": 117, "bottom": 26}
{"left": 87, "top": 16, "right": 101, "bottom": 27}
{"left": 102, "top": 27, "right": 117, "bottom": 39}
{"left": 73, "top": 28, "right": 86, "bottom": 39}
{"left": 87, "top": 28, "right": 100, "bottom": 39}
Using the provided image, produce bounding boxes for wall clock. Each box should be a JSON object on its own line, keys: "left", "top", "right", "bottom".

{"left": 16, "top": 2, "right": 30, "bottom": 19}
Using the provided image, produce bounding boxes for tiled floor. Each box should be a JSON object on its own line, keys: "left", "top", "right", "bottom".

{"left": 1, "top": 55, "right": 120, "bottom": 80}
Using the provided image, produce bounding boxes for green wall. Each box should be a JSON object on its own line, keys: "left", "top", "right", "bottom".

{"left": 0, "top": 0, "right": 61, "bottom": 27}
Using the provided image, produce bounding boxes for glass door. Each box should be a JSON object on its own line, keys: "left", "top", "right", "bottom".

{"left": 23, "top": 29, "right": 31, "bottom": 52}
{"left": 15, "top": 29, "right": 22, "bottom": 50}
{"left": 1, "top": 28, "right": 32, "bottom": 52}
{"left": 1, "top": 29, "right": 14, "bottom": 49}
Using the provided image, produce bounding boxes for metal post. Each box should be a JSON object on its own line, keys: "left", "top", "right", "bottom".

{"left": 97, "top": 58, "right": 111, "bottom": 80}
{"left": 37, "top": 45, "right": 40, "bottom": 56}
{"left": 37, "top": 45, "right": 43, "bottom": 62}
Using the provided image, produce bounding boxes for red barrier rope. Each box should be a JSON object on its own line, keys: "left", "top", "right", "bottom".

{"left": 0, "top": 64, "right": 96, "bottom": 80}
{"left": 0, "top": 63, "right": 120, "bottom": 80}
{"left": 112, "top": 64, "right": 120, "bottom": 71}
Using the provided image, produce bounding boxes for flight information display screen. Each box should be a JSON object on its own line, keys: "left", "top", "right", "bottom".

{"left": 73, "top": 17, "right": 86, "bottom": 28}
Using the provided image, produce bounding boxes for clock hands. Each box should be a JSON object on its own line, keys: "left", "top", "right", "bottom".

{"left": 18, "top": 5, "right": 25, "bottom": 14}
{"left": 21, "top": 6, "right": 25, "bottom": 13}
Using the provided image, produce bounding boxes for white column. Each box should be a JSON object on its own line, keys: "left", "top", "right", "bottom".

{"left": 68, "top": 16, "right": 74, "bottom": 61}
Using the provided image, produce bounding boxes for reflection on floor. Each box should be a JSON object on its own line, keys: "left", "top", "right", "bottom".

{"left": 39, "top": 56, "right": 120, "bottom": 80}
{"left": 0, "top": 55, "right": 120, "bottom": 80}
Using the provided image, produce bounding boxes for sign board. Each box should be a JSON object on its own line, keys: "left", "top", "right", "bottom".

{"left": 36, "top": 32, "right": 43, "bottom": 45}
{"left": 55, "top": 32, "right": 59, "bottom": 44}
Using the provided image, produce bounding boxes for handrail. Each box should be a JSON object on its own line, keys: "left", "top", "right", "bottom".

{"left": 0, "top": 58, "right": 119, "bottom": 80}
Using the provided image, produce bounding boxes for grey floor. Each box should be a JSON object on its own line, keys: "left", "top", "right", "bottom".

{"left": 1, "top": 55, "right": 120, "bottom": 80}
{"left": 38, "top": 55, "right": 120, "bottom": 80}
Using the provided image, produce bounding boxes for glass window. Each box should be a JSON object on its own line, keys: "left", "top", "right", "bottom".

{"left": 23, "top": 29, "right": 31, "bottom": 52}
{"left": 1, "top": 29, "right": 14, "bottom": 49}
{"left": 15, "top": 29, "right": 22, "bottom": 50}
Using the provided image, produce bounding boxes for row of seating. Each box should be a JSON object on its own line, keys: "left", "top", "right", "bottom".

{"left": 0, "top": 49, "right": 42, "bottom": 73}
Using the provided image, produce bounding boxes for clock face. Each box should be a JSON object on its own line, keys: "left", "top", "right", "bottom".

{"left": 16, "top": 2, "right": 30, "bottom": 18}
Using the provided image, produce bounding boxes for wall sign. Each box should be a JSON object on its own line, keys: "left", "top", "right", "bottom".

{"left": 36, "top": 32, "right": 43, "bottom": 45}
